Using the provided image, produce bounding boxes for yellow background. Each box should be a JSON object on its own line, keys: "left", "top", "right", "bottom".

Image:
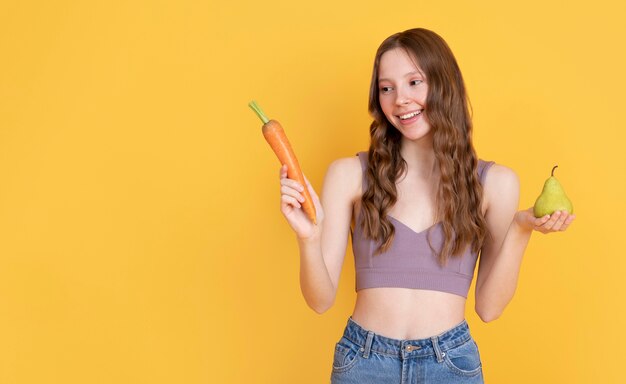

{"left": 1, "top": 0, "right": 625, "bottom": 383}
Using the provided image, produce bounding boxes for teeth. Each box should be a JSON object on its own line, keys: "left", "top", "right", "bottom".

{"left": 399, "top": 110, "right": 422, "bottom": 119}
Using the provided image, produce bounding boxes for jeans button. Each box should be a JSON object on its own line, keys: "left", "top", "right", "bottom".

{"left": 406, "top": 345, "right": 420, "bottom": 352}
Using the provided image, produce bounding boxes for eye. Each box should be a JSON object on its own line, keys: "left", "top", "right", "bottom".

{"left": 380, "top": 86, "right": 393, "bottom": 94}
{"left": 410, "top": 79, "right": 423, "bottom": 86}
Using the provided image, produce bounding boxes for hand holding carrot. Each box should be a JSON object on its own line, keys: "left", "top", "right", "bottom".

{"left": 249, "top": 100, "right": 318, "bottom": 226}
{"left": 279, "top": 164, "right": 325, "bottom": 239}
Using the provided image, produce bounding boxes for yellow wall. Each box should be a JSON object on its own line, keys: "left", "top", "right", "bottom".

{"left": 1, "top": 0, "right": 625, "bottom": 382}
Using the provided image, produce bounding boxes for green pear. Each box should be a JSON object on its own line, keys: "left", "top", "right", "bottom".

{"left": 533, "top": 165, "right": 573, "bottom": 218}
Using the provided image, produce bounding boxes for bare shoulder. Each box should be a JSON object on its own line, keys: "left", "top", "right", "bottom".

{"left": 482, "top": 163, "right": 520, "bottom": 211}
{"left": 327, "top": 155, "right": 362, "bottom": 179}
{"left": 323, "top": 155, "right": 363, "bottom": 203}
{"left": 484, "top": 163, "right": 519, "bottom": 187}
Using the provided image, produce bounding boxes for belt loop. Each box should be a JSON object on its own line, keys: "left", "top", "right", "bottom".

{"left": 430, "top": 335, "right": 445, "bottom": 363}
{"left": 362, "top": 331, "right": 374, "bottom": 359}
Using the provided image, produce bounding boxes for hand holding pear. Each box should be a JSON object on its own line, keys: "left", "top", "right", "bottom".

{"left": 533, "top": 165, "right": 573, "bottom": 218}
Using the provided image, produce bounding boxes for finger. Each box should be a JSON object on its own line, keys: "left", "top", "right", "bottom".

{"left": 281, "top": 194, "right": 301, "bottom": 209}
{"left": 531, "top": 212, "right": 550, "bottom": 229}
{"left": 553, "top": 211, "right": 569, "bottom": 230}
{"left": 533, "top": 216, "right": 549, "bottom": 233}
{"left": 279, "top": 164, "right": 288, "bottom": 179}
{"left": 549, "top": 211, "right": 566, "bottom": 229}
{"left": 542, "top": 211, "right": 562, "bottom": 231}
{"left": 280, "top": 178, "right": 305, "bottom": 192}
{"left": 534, "top": 214, "right": 550, "bottom": 227}
{"left": 281, "top": 185, "right": 305, "bottom": 202}
{"left": 559, "top": 214, "right": 576, "bottom": 231}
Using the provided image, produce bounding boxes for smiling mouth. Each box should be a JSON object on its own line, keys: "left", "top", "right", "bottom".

{"left": 398, "top": 110, "right": 423, "bottom": 120}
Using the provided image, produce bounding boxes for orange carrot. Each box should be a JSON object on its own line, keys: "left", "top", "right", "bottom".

{"left": 249, "top": 101, "right": 317, "bottom": 224}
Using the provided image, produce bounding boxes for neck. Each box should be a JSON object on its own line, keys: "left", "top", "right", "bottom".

{"left": 400, "top": 135, "right": 438, "bottom": 180}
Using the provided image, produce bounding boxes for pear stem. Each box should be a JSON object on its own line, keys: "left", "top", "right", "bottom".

{"left": 551, "top": 165, "right": 558, "bottom": 177}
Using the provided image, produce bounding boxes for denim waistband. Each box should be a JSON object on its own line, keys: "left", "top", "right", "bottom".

{"left": 341, "top": 316, "right": 473, "bottom": 360}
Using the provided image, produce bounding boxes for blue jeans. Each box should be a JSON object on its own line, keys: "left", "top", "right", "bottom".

{"left": 330, "top": 317, "right": 484, "bottom": 383}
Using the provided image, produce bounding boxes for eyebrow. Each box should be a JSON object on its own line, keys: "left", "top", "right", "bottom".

{"left": 378, "top": 71, "right": 424, "bottom": 83}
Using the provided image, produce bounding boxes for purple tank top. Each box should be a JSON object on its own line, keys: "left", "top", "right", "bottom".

{"left": 351, "top": 151, "right": 495, "bottom": 298}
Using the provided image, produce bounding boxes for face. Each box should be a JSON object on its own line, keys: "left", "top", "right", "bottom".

{"left": 377, "top": 47, "right": 430, "bottom": 141}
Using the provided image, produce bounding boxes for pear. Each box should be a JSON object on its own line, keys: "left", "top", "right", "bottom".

{"left": 533, "top": 165, "right": 574, "bottom": 218}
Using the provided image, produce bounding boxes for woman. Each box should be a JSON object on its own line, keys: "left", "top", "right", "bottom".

{"left": 278, "top": 28, "right": 575, "bottom": 383}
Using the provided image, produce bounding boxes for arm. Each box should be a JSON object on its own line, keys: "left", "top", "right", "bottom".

{"left": 279, "top": 157, "right": 361, "bottom": 314}
{"left": 474, "top": 165, "right": 575, "bottom": 322}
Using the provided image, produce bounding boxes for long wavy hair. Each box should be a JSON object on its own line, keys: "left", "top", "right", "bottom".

{"left": 360, "top": 28, "right": 488, "bottom": 265}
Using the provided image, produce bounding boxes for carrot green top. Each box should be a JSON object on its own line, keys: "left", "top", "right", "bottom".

{"left": 248, "top": 100, "right": 269, "bottom": 124}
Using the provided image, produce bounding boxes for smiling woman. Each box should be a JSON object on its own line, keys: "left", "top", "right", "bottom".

{"left": 363, "top": 29, "right": 486, "bottom": 263}
{"left": 377, "top": 49, "right": 430, "bottom": 145}
{"left": 275, "top": 28, "right": 575, "bottom": 384}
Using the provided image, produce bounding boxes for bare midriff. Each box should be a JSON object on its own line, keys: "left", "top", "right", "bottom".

{"left": 350, "top": 287, "right": 467, "bottom": 340}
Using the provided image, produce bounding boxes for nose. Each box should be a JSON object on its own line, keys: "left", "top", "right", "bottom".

{"left": 395, "top": 85, "right": 410, "bottom": 106}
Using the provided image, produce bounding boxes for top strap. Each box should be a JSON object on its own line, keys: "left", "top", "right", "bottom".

{"left": 356, "top": 151, "right": 368, "bottom": 191}
{"left": 477, "top": 160, "right": 495, "bottom": 185}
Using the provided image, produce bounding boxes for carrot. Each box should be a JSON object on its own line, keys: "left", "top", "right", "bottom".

{"left": 249, "top": 100, "right": 317, "bottom": 224}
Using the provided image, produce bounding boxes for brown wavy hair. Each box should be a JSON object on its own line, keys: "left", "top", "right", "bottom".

{"left": 360, "top": 28, "right": 488, "bottom": 265}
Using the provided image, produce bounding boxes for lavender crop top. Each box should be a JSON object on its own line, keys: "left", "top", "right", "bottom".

{"left": 351, "top": 151, "right": 495, "bottom": 298}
